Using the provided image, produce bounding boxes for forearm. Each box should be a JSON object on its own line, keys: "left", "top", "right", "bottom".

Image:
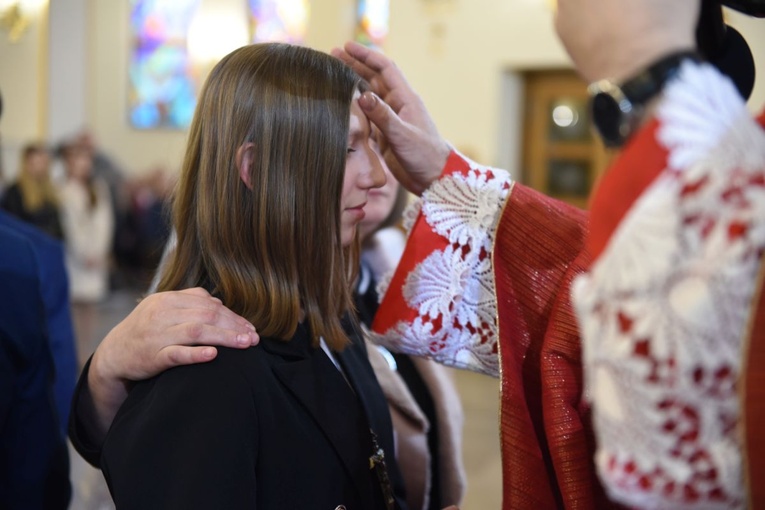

{"left": 372, "top": 151, "right": 512, "bottom": 377}
{"left": 85, "top": 350, "right": 130, "bottom": 442}
{"left": 69, "top": 354, "right": 130, "bottom": 465}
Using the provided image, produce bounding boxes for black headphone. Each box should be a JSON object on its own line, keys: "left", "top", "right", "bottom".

{"left": 701, "top": 0, "right": 764, "bottom": 99}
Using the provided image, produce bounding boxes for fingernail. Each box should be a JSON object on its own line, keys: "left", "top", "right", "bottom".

{"left": 250, "top": 332, "right": 260, "bottom": 346}
{"left": 202, "top": 347, "right": 216, "bottom": 359}
{"left": 245, "top": 321, "right": 256, "bottom": 331}
{"left": 236, "top": 334, "right": 250, "bottom": 346}
{"left": 359, "top": 92, "right": 378, "bottom": 111}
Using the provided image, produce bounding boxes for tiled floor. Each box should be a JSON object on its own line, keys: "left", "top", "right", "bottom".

{"left": 68, "top": 290, "right": 503, "bottom": 509}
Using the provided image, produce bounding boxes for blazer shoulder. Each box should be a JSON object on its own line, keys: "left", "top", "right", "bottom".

{"left": 137, "top": 344, "right": 268, "bottom": 397}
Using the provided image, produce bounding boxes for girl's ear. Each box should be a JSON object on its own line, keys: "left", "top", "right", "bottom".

{"left": 236, "top": 142, "right": 255, "bottom": 190}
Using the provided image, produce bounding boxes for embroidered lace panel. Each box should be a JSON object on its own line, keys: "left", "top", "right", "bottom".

{"left": 574, "top": 62, "right": 765, "bottom": 509}
{"left": 373, "top": 161, "right": 512, "bottom": 376}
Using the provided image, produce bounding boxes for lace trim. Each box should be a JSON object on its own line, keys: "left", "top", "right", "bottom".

{"left": 575, "top": 62, "right": 763, "bottom": 508}
{"left": 373, "top": 159, "right": 512, "bottom": 377}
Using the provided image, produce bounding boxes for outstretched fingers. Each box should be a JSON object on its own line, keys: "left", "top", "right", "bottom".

{"left": 332, "top": 42, "right": 411, "bottom": 113}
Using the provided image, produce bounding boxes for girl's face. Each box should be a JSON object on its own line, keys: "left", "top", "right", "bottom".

{"left": 358, "top": 132, "right": 400, "bottom": 241}
{"left": 66, "top": 147, "right": 93, "bottom": 181}
{"left": 340, "top": 92, "right": 387, "bottom": 246}
{"left": 25, "top": 149, "right": 50, "bottom": 179}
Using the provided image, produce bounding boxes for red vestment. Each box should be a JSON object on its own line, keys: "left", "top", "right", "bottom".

{"left": 372, "top": 61, "right": 765, "bottom": 509}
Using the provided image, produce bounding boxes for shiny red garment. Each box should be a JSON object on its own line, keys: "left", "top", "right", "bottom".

{"left": 745, "top": 265, "right": 765, "bottom": 508}
{"left": 493, "top": 182, "right": 620, "bottom": 509}
{"left": 742, "top": 110, "right": 765, "bottom": 509}
{"left": 372, "top": 150, "right": 618, "bottom": 509}
{"left": 373, "top": 106, "right": 765, "bottom": 507}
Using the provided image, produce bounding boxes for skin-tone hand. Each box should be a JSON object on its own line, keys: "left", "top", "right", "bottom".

{"left": 81, "top": 287, "right": 258, "bottom": 444}
{"left": 332, "top": 41, "right": 451, "bottom": 196}
{"left": 554, "top": 0, "right": 700, "bottom": 83}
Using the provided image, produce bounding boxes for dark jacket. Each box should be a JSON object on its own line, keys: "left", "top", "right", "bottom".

{"left": 1, "top": 183, "right": 64, "bottom": 241}
{"left": 92, "top": 322, "right": 408, "bottom": 509}
{"left": 0, "top": 225, "right": 71, "bottom": 509}
{"left": 0, "top": 211, "right": 77, "bottom": 435}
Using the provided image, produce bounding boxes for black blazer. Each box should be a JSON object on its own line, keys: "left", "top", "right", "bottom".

{"left": 99, "top": 322, "right": 408, "bottom": 510}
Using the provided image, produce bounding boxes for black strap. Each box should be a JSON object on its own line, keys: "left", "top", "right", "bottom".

{"left": 621, "top": 50, "right": 702, "bottom": 105}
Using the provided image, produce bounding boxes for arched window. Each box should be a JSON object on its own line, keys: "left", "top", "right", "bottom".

{"left": 129, "top": 0, "right": 200, "bottom": 129}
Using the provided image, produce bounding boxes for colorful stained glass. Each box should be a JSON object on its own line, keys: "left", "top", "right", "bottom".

{"left": 355, "top": 0, "right": 388, "bottom": 48}
{"left": 248, "top": 0, "right": 309, "bottom": 44}
{"left": 129, "top": 0, "right": 200, "bottom": 129}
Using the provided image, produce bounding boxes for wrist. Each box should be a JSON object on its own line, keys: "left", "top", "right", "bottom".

{"left": 88, "top": 344, "right": 131, "bottom": 428}
{"left": 411, "top": 140, "right": 451, "bottom": 196}
{"left": 431, "top": 141, "right": 452, "bottom": 181}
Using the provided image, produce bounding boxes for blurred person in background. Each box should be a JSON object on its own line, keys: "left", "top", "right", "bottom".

{"left": 58, "top": 141, "right": 115, "bottom": 368}
{"left": 0, "top": 139, "right": 77, "bottom": 431}
{"left": 0, "top": 89, "right": 71, "bottom": 510}
{"left": 1, "top": 142, "right": 64, "bottom": 240}
{"left": 115, "top": 166, "right": 174, "bottom": 290}
{"left": 72, "top": 127, "right": 131, "bottom": 287}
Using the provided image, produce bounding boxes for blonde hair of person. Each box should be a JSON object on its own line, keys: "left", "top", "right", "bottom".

{"left": 17, "top": 143, "right": 58, "bottom": 212}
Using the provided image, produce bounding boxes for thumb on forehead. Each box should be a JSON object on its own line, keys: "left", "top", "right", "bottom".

{"left": 358, "top": 91, "right": 398, "bottom": 136}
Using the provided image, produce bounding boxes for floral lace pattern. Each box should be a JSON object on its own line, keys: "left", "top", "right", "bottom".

{"left": 373, "top": 160, "right": 512, "bottom": 376}
{"left": 574, "top": 62, "right": 765, "bottom": 508}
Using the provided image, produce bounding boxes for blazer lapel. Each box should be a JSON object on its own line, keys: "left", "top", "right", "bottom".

{"left": 336, "top": 328, "right": 395, "bottom": 457}
{"left": 263, "top": 324, "right": 373, "bottom": 503}
{"left": 336, "top": 326, "right": 407, "bottom": 508}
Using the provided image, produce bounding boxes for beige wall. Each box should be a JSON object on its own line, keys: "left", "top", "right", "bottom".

{"left": 1, "top": 1, "right": 764, "bottom": 180}
{"left": 386, "top": 0, "right": 567, "bottom": 175}
{"left": 0, "top": 11, "right": 46, "bottom": 179}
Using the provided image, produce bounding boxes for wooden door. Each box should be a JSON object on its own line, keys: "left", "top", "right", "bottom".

{"left": 522, "top": 70, "right": 614, "bottom": 209}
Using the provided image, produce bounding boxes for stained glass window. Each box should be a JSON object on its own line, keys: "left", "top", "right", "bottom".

{"left": 355, "top": 0, "right": 389, "bottom": 48}
{"left": 129, "top": 0, "right": 200, "bottom": 129}
{"left": 249, "top": 0, "right": 309, "bottom": 44}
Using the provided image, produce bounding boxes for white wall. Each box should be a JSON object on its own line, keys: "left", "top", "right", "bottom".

{"left": 1, "top": 1, "right": 764, "bottom": 180}
{"left": 48, "top": 0, "right": 87, "bottom": 144}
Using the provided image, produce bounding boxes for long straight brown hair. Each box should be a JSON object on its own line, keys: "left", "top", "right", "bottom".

{"left": 157, "top": 43, "right": 362, "bottom": 350}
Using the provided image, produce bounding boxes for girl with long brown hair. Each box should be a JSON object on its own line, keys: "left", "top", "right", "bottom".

{"left": 93, "top": 43, "right": 407, "bottom": 509}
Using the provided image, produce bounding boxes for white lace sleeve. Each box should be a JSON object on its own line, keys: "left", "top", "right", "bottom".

{"left": 372, "top": 156, "right": 512, "bottom": 377}
{"left": 574, "top": 62, "right": 765, "bottom": 508}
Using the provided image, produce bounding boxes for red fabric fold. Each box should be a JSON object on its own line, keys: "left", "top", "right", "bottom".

{"left": 493, "top": 184, "right": 621, "bottom": 509}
